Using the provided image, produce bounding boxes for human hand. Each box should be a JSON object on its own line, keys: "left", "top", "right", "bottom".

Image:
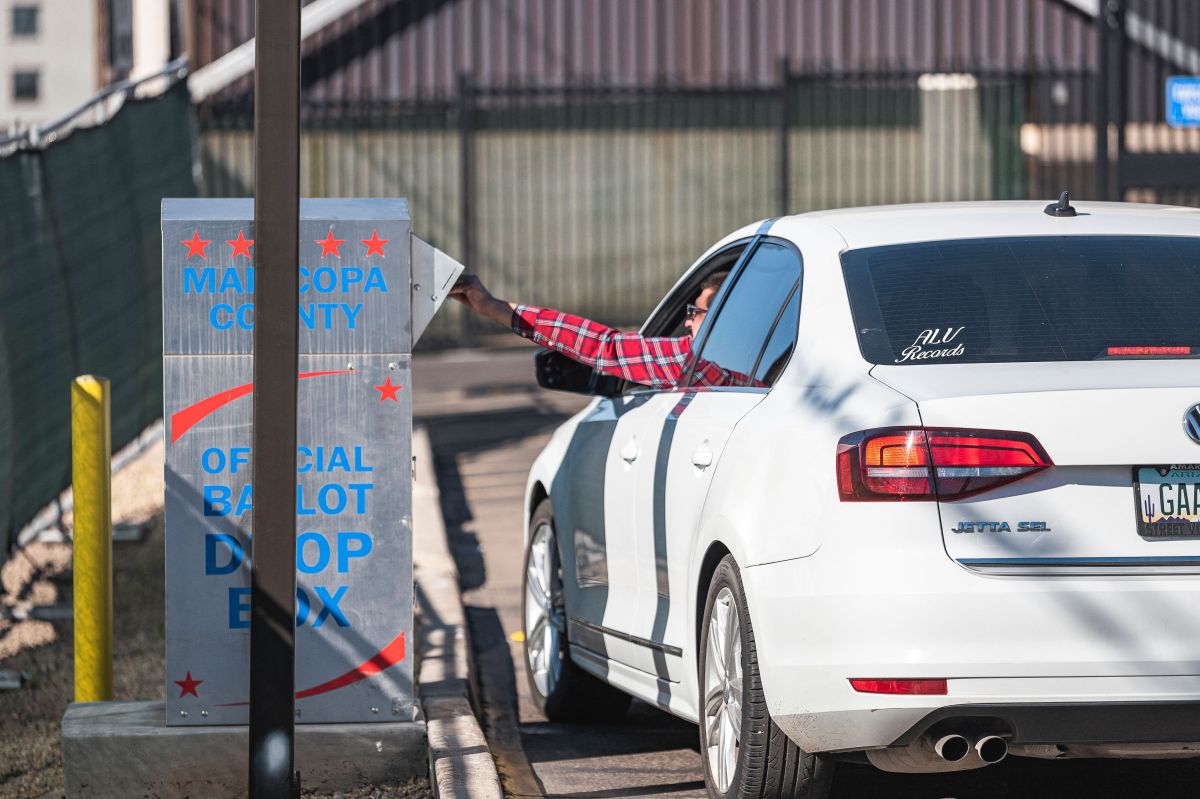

{"left": 449, "top": 273, "right": 516, "bottom": 326}
{"left": 449, "top": 273, "right": 492, "bottom": 312}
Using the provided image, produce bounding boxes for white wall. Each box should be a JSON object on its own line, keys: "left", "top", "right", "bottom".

{"left": 0, "top": 0, "right": 99, "bottom": 130}
{"left": 131, "top": 0, "right": 169, "bottom": 81}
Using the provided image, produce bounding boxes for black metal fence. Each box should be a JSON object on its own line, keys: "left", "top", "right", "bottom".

{"left": 195, "top": 70, "right": 1075, "bottom": 341}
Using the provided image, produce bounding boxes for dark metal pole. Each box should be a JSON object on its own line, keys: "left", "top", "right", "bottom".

{"left": 250, "top": 0, "right": 300, "bottom": 795}
{"left": 1094, "top": 0, "right": 1113, "bottom": 200}
{"left": 777, "top": 57, "right": 791, "bottom": 216}
{"left": 1111, "top": 0, "right": 1127, "bottom": 199}
{"left": 457, "top": 71, "right": 475, "bottom": 347}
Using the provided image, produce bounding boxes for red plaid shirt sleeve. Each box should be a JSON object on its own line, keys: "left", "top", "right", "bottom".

{"left": 512, "top": 305, "right": 689, "bottom": 388}
{"left": 511, "top": 305, "right": 746, "bottom": 389}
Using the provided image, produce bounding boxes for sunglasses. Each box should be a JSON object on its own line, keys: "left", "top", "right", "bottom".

{"left": 685, "top": 303, "right": 707, "bottom": 321}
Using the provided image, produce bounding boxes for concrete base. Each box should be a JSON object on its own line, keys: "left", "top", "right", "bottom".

{"left": 62, "top": 700, "right": 427, "bottom": 798}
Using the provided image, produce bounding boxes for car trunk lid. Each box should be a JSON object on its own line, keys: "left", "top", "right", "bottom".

{"left": 872, "top": 361, "right": 1200, "bottom": 573}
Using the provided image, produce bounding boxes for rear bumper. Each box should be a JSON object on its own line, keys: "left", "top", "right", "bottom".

{"left": 892, "top": 700, "right": 1200, "bottom": 747}
{"left": 742, "top": 552, "right": 1200, "bottom": 753}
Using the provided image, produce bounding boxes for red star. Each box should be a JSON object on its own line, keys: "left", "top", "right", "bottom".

{"left": 316, "top": 229, "right": 345, "bottom": 258}
{"left": 182, "top": 231, "right": 211, "bottom": 260}
{"left": 227, "top": 230, "right": 254, "bottom": 259}
{"left": 374, "top": 376, "right": 403, "bottom": 403}
{"left": 175, "top": 671, "right": 203, "bottom": 698}
{"left": 361, "top": 229, "right": 388, "bottom": 258}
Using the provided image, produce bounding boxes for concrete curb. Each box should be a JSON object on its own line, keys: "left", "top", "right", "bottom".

{"left": 413, "top": 426, "right": 504, "bottom": 799}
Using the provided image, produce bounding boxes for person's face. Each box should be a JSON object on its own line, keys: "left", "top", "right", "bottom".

{"left": 684, "top": 286, "right": 717, "bottom": 339}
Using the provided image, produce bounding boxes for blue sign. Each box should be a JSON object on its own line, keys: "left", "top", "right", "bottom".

{"left": 1166, "top": 76, "right": 1200, "bottom": 128}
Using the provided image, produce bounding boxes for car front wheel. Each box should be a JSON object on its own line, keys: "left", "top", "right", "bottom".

{"left": 522, "top": 498, "right": 631, "bottom": 722}
{"left": 699, "top": 554, "right": 834, "bottom": 799}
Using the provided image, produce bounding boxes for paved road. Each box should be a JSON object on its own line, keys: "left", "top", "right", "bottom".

{"left": 413, "top": 344, "right": 1200, "bottom": 799}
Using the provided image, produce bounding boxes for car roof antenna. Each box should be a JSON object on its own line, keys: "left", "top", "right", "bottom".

{"left": 1044, "top": 190, "right": 1077, "bottom": 217}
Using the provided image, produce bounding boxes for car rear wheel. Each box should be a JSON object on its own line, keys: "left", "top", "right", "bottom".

{"left": 699, "top": 555, "right": 834, "bottom": 799}
{"left": 522, "top": 498, "right": 631, "bottom": 722}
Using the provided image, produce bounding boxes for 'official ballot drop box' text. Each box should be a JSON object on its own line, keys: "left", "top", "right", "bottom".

{"left": 161, "top": 198, "right": 461, "bottom": 725}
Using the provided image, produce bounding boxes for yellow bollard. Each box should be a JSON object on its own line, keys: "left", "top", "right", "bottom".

{"left": 71, "top": 375, "right": 113, "bottom": 702}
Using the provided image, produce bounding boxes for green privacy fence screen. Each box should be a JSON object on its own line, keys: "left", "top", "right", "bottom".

{"left": 0, "top": 80, "right": 196, "bottom": 552}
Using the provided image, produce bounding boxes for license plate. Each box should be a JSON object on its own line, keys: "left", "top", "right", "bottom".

{"left": 1136, "top": 465, "right": 1200, "bottom": 538}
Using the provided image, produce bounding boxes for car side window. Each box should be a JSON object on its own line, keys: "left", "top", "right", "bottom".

{"left": 685, "top": 241, "right": 801, "bottom": 388}
{"left": 620, "top": 242, "right": 749, "bottom": 395}
{"left": 751, "top": 284, "right": 801, "bottom": 387}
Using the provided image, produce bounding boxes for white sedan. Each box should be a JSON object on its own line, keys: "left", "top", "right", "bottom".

{"left": 519, "top": 199, "right": 1200, "bottom": 799}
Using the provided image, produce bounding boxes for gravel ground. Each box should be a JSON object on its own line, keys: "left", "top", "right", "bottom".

{"left": 0, "top": 438, "right": 431, "bottom": 799}
{"left": 300, "top": 779, "right": 432, "bottom": 799}
{"left": 0, "top": 439, "right": 166, "bottom": 799}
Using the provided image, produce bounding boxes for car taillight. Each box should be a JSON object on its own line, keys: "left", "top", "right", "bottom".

{"left": 836, "top": 427, "right": 1052, "bottom": 501}
{"left": 849, "top": 678, "right": 947, "bottom": 695}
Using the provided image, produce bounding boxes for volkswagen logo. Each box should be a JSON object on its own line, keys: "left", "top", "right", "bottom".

{"left": 1187, "top": 404, "right": 1200, "bottom": 445}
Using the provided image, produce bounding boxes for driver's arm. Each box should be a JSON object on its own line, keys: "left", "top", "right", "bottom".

{"left": 450, "top": 274, "right": 689, "bottom": 388}
{"left": 512, "top": 304, "right": 689, "bottom": 389}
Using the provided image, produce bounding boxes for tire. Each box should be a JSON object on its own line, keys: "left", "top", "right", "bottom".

{"left": 522, "top": 498, "right": 632, "bottom": 722}
{"left": 699, "top": 555, "right": 835, "bottom": 799}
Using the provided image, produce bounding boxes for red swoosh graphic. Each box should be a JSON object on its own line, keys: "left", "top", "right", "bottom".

{"left": 170, "top": 370, "right": 351, "bottom": 444}
{"left": 296, "top": 630, "right": 406, "bottom": 698}
{"left": 216, "top": 630, "right": 406, "bottom": 707}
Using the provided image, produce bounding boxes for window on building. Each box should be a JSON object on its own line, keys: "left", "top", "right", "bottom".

{"left": 12, "top": 5, "right": 38, "bottom": 37}
{"left": 108, "top": 0, "right": 134, "bottom": 80}
{"left": 13, "top": 70, "right": 39, "bottom": 102}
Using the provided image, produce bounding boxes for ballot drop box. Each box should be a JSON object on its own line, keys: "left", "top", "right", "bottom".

{"left": 160, "top": 198, "right": 461, "bottom": 725}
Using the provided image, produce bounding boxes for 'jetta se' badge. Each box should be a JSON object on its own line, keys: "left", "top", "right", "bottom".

{"left": 1187, "top": 404, "right": 1200, "bottom": 445}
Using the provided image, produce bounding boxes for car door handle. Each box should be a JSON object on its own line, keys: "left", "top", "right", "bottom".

{"left": 620, "top": 440, "right": 639, "bottom": 463}
{"left": 692, "top": 444, "right": 713, "bottom": 469}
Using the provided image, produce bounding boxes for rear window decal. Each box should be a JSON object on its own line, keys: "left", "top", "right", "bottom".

{"left": 895, "top": 327, "right": 965, "bottom": 363}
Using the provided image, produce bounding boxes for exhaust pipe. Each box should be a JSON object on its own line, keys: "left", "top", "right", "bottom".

{"left": 934, "top": 734, "right": 969, "bottom": 763}
{"left": 866, "top": 733, "right": 979, "bottom": 773}
{"left": 975, "top": 735, "right": 1008, "bottom": 764}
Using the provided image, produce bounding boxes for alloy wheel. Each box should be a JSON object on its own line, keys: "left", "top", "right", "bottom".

{"left": 703, "top": 586, "right": 743, "bottom": 793}
{"left": 524, "top": 522, "right": 565, "bottom": 697}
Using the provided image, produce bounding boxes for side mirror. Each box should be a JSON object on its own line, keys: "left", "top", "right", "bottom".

{"left": 534, "top": 349, "right": 621, "bottom": 396}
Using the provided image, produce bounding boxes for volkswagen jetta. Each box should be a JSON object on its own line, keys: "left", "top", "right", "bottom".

{"left": 520, "top": 199, "right": 1200, "bottom": 799}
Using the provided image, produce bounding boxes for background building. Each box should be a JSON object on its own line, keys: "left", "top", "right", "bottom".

{"left": 0, "top": 0, "right": 101, "bottom": 130}
{"left": 0, "top": 0, "right": 175, "bottom": 131}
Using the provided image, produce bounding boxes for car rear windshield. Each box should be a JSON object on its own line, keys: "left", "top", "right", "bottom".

{"left": 841, "top": 235, "right": 1200, "bottom": 365}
